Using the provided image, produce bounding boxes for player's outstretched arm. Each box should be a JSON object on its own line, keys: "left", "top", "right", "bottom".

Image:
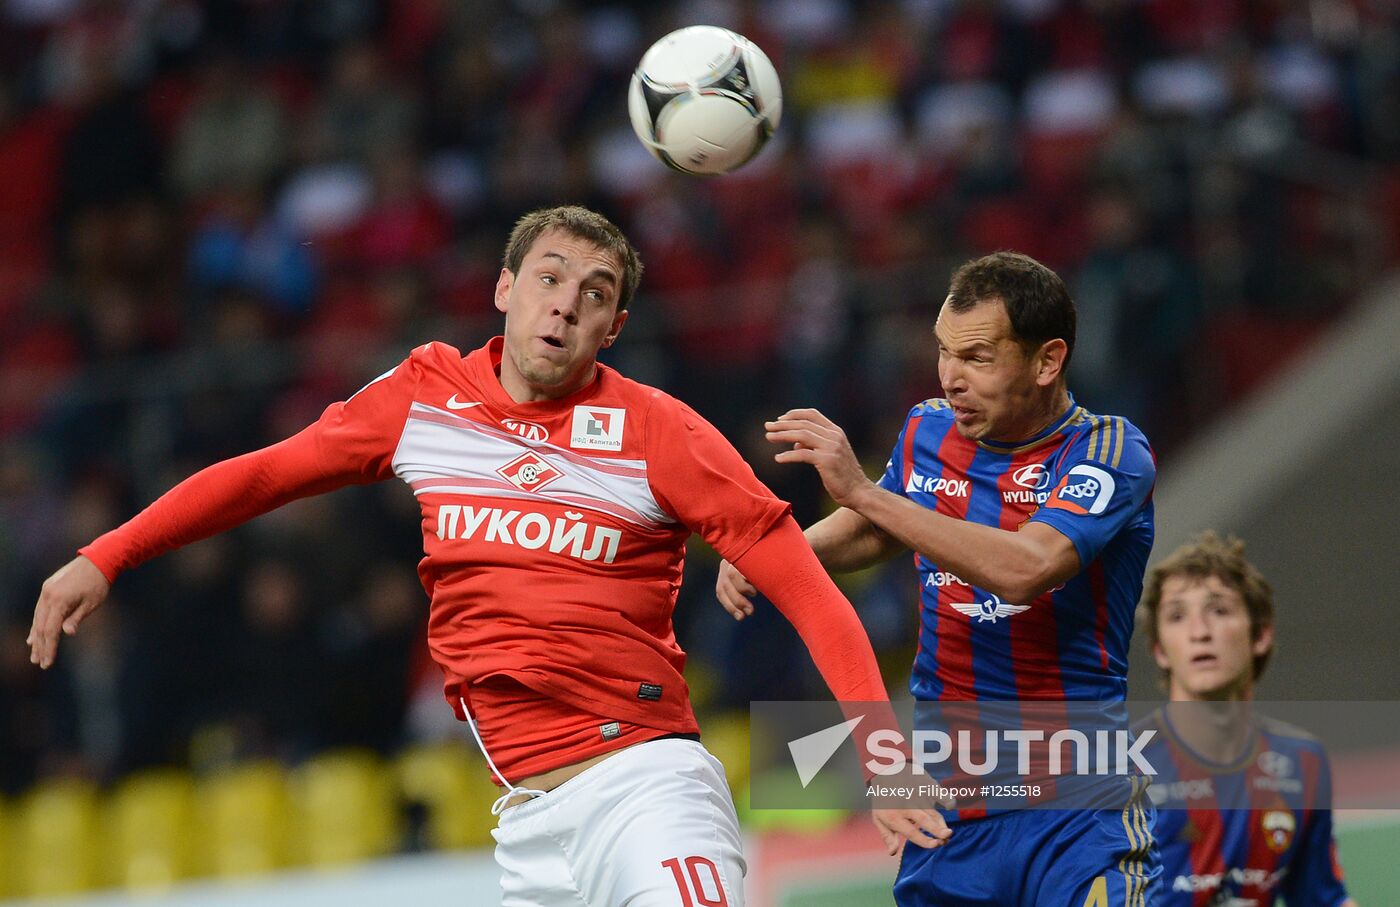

{"left": 732, "top": 517, "right": 951, "bottom": 852}
{"left": 27, "top": 555, "right": 111, "bottom": 669}
{"left": 766, "top": 407, "right": 1081, "bottom": 602}
{"left": 716, "top": 506, "right": 903, "bottom": 621}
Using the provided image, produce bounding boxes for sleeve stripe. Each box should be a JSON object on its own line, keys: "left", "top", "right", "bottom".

{"left": 1111, "top": 417, "right": 1126, "bottom": 469}
{"left": 1086, "top": 414, "right": 1101, "bottom": 461}
{"left": 1098, "top": 416, "right": 1115, "bottom": 466}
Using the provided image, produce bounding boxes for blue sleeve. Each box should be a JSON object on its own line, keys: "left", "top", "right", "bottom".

{"left": 876, "top": 412, "right": 912, "bottom": 498}
{"left": 1029, "top": 417, "right": 1155, "bottom": 567}
{"left": 1281, "top": 752, "right": 1350, "bottom": 907}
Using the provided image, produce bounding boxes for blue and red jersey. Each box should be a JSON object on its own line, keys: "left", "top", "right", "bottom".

{"left": 878, "top": 396, "right": 1156, "bottom": 702}
{"left": 1138, "top": 710, "right": 1350, "bottom": 906}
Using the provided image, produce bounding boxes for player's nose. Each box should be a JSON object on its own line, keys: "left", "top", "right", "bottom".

{"left": 937, "top": 358, "right": 966, "bottom": 391}
{"left": 551, "top": 292, "right": 580, "bottom": 323}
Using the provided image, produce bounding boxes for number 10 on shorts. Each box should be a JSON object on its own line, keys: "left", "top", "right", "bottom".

{"left": 662, "top": 856, "right": 730, "bottom": 906}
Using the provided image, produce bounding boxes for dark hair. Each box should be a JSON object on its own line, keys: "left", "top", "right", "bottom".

{"left": 945, "top": 251, "right": 1076, "bottom": 369}
{"left": 1138, "top": 531, "right": 1276, "bottom": 682}
{"left": 502, "top": 206, "right": 644, "bottom": 310}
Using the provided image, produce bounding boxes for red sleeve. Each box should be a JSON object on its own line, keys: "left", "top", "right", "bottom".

{"left": 644, "top": 394, "right": 790, "bottom": 561}
{"left": 733, "top": 517, "right": 889, "bottom": 703}
{"left": 79, "top": 350, "right": 425, "bottom": 582}
{"left": 734, "top": 517, "right": 905, "bottom": 782}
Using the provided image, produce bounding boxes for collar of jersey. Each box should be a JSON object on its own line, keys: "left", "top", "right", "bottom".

{"left": 474, "top": 335, "right": 608, "bottom": 411}
{"left": 1159, "top": 705, "right": 1263, "bottom": 776}
{"left": 976, "top": 394, "right": 1083, "bottom": 454}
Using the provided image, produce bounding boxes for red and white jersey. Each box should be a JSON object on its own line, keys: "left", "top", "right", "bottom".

{"left": 310, "top": 337, "right": 790, "bottom": 774}
{"left": 82, "top": 337, "right": 890, "bottom": 782}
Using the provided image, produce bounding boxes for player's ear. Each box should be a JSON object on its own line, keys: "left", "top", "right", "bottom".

{"left": 494, "top": 268, "right": 514, "bottom": 315}
{"left": 1251, "top": 622, "right": 1275, "bottom": 659}
{"left": 601, "top": 309, "right": 629, "bottom": 348}
{"left": 1152, "top": 641, "right": 1171, "bottom": 673}
{"left": 1035, "top": 338, "right": 1068, "bottom": 387}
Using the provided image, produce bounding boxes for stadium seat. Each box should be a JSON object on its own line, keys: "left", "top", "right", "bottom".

{"left": 394, "top": 741, "right": 499, "bottom": 850}
{"left": 701, "top": 710, "right": 752, "bottom": 792}
{"left": 107, "top": 768, "right": 196, "bottom": 891}
{"left": 289, "top": 749, "right": 400, "bottom": 866}
{"left": 736, "top": 766, "right": 848, "bottom": 834}
{"left": 198, "top": 760, "right": 291, "bottom": 878}
{"left": 0, "top": 795, "right": 12, "bottom": 900}
{"left": 14, "top": 777, "right": 102, "bottom": 896}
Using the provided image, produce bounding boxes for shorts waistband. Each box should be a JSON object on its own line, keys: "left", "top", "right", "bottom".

{"left": 498, "top": 735, "right": 708, "bottom": 821}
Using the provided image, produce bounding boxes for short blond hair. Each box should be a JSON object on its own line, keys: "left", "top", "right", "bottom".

{"left": 1139, "top": 531, "right": 1275, "bottom": 681}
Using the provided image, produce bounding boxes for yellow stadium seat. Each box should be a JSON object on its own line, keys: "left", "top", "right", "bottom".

{"left": 701, "top": 710, "right": 752, "bottom": 791}
{"left": 0, "top": 795, "right": 13, "bottom": 900}
{"left": 737, "top": 767, "right": 849, "bottom": 835}
{"left": 15, "top": 777, "right": 102, "bottom": 896}
{"left": 394, "top": 741, "right": 500, "bottom": 850}
{"left": 289, "top": 749, "right": 399, "bottom": 867}
{"left": 107, "top": 768, "right": 196, "bottom": 891}
{"left": 198, "top": 760, "right": 291, "bottom": 879}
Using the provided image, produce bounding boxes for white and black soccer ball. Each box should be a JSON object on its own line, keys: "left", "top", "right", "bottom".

{"left": 628, "top": 26, "right": 783, "bottom": 176}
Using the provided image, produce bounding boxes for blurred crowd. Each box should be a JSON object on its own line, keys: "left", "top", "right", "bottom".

{"left": 2, "top": 0, "right": 1399, "bottom": 797}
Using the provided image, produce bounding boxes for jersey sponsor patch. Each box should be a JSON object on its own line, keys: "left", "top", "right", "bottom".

{"left": 1045, "top": 464, "right": 1116, "bottom": 515}
{"left": 1012, "top": 463, "right": 1051, "bottom": 489}
{"left": 571, "top": 406, "right": 626, "bottom": 450}
{"left": 949, "top": 593, "right": 1031, "bottom": 624}
{"left": 637, "top": 682, "right": 663, "bottom": 701}
{"left": 496, "top": 451, "right": 564, "bottom": 493}
{"left": 502, "top": 418, "right": 548, "bottom": 442}
{"left": 906, "top": 472, "right": 970, "bottom": 496}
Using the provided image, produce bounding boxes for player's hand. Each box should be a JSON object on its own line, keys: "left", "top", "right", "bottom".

{"left": 765, "top": 408, "right": 874, "bottom": 508}
{"left": 872, "top": 807, "right": 952, "bottom": 857}
{"left": 716, "top": 559, "right": 758, "bottom": 620}
{"left": 28, "top": 556, "right": 111, "bottom": 669}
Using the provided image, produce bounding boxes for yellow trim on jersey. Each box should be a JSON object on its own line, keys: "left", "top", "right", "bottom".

{"left": 976, "top": 406, "right": 1088, "bottom": 455}
{"left": 1111, "top": 417, "right": 1126, "bottom": 469}
{"left": 1133, "top": 778, "right": 1153, "bottom": 907}
{"left": 1117, "top": 777, "right": 1150, "bottom": 907}
{"left": 1086, "top": 414, "right": 1102, "bottom": 461}
{"left": 914, "top": 398, "right": 949, "bottom": 414}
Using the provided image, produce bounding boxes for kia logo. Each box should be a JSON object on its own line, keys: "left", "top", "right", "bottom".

{"left": 504, "top": 419, "right": 548, "bottom": 442}
{"left": 1012, "top": 464, "right": 1050, "bottom": 489}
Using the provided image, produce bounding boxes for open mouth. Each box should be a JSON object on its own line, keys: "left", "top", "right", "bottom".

{"left": 1190, "top": 654, "right": 1219, "bottom": 667}
{"left": 540, "top": 336, "right": 564, "bottom": 349}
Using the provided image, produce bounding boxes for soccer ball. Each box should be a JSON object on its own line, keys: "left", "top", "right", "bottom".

{"left": 628, "top": 26, "right": 783, "bottom": 176}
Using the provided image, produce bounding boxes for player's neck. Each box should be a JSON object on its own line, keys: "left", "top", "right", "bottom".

{"left": 998, "top": 386, "right": 1072, "bottom": 443}
{"left": 1167, "top": 682, "right": 1255, "bottom": 764}
{"left": 497, "top": 359, "right": 598, "bottom": 404}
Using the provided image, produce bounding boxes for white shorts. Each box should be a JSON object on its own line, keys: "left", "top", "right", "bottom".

{"left": 491, "top": 736, "right": 746, "bottom": 907}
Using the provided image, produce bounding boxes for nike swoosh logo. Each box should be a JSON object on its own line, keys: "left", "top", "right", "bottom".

{"left": 445, "top": 395, "right": 482, "bottom": 410}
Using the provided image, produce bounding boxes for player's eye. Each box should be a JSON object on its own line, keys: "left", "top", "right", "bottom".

{"left": 541, "top": 274, "right": 557, "bottom": 286}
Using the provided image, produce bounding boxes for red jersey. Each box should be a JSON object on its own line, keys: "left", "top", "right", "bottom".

{"left": 82, "top": 338, "right": 887, "bottom": 780}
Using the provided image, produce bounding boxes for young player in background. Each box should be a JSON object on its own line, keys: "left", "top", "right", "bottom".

{"left": 28, "top": 206, "right": 945, "bottom": 906}
{"left": 718, "top": 252, "right": 1161, "bottom": 906}
{"left": 1137, "top": 531, "right": 1356, "bottom": 906}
